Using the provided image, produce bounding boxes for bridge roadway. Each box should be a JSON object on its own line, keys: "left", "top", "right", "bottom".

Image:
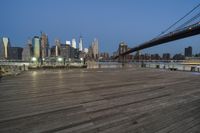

{"left": 116, "top": 22, "right": 200, "bottom": 58}
{"left": 0, "top": 68, "right": 200, "bottom": 132}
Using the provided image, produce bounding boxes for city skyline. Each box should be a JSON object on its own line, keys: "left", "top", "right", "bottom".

{"left": 0, "top": 0, "right": 200, "bottom": 55}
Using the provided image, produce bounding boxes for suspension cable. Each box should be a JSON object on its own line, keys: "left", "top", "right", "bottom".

{"left": 176, "top": 12, "right": 200, "bottom": 30}
{"left": 157, "top": 3, "right": 200, "bottom": 37}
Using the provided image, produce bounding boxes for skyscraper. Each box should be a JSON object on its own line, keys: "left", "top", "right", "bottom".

{"left": 0, "top": 37, "right": 11, "bottom": 59}
{"left": 41, "top": 32, "right": 49, "bottom": 58}
{"left": 10, "top": 47, "right": 23, "bottom": 60}
{"left": 60, "top": 44, "right": 70, "bottom": 59}
{"left": 32, "top": 36, "right": 41, "bottom": 59}
{"left": 50, "top": 46, "right": 56, "bottom": 57}
{"left": 79, "top": 36, "right": 83, "bottom": 51}
{"left": 70, "top": 47, "right": 79, "bottom": 59}
{"left": 72, "top": 38, "right": 76, "bottom": 49}
{"left": 184, "top": 46, "right": 192, "bottom": 57}
{"left": 22, "top": 40, "right": 33, "bottom": 61}
{"left": 55, "top": 39, "right": 61, "bottom": 56}
{"left": 92, "top": 38, "right": 99, "bottom": 60}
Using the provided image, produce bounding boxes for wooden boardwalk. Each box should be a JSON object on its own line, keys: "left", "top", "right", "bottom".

{"left": 0, "top": 68, "right": 200, "bottom": 133}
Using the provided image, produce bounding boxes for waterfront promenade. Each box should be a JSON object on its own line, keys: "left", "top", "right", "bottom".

{"left": 0, "top": 68, "right": 200, "bottom": 132}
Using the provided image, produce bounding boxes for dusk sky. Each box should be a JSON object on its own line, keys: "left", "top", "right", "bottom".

{"left": 0, "top": 0, "right": 200, "bottom": 55}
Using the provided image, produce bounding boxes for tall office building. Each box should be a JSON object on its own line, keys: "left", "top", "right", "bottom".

{"left": 55, "top": 39, "right": 61, "bottom": 56}
{"left": 0, "top": 38, "right": 4, "bottom": 59}
{"left": 0, "top": 37, "right": 11, "bottom": 59}
{"left": 92, "top": 38, "right": 99, "bottom": 60}
{"left": 10, "top": 47, "right": 23, "bottom": 60}
{"left": 3, "top": 37, "right": 10, "bottom": 59}
{"left": 41, "top": 32, "right": 49, "bottom": 58}
{"left": 88, "top": 45, "right": 93, "bottom": 59}
{"left": 60, "top": 44, "right": 70, "bottom": 59}
{"left": 72, "top": 38, "right": 76, "bottom": 49}
{"left": 79, "top": 36, "right": 83, "bottom": 51}
{"left": 184, "top": 46, "right": 192, "bottom": 57}
{"left": 22, "top": 41, "right": 33, "bottom": 61}
{"left": 70, "top": 47, "right": 79, "bottom": 59}
{"left": 48, "top": 48, "right": 51, "bottom": 57}
{"left": 50, "top": 46, "right": 56, "bottom": 57}
{"left": 32, "top": 36, "right": 41, "bottom": 59}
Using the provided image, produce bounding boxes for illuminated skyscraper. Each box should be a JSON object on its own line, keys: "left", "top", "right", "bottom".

{"left": 79, "top": 36, "right": 83, "bottom": 51}
{"left": 3, "top": 37, "right": 9, "bottom": 59}
{"left": 0, "top": 37, "right": 11, "bottom": 59}
{"left": 72, "top": 38, "right": 76, "bottom": 49}
{"left": 55, "top": 39, "right": 61, "bottom": 56}
{"left": 32, "top": 36, "right": 41, "bottom": 59}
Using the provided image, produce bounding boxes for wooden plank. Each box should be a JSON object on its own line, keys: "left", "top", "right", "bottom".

{"left": 0, "top": 68, "right": 200, "bottom": 132}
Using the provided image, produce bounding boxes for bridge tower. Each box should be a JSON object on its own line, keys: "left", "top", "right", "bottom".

{"left": 118, "top": 42, "right": 128, "bottom": 65}
{"left": 118, "top": 55, "right": 126, "bottom": 66}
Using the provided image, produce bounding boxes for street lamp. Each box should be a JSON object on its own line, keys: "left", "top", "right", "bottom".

{"left": 31, "top": 57, "right": 37, "bottom": 62}
{"left": 58, "top": 57, "right": 63, "bottom": 62}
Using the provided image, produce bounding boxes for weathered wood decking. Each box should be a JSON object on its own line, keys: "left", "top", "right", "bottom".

{"left": 0, "top": 68, "right": 200, "bottom": 133}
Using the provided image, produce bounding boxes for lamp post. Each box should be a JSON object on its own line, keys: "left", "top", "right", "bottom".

{"left": 57, "top": 57, "right": 63, "bottom": 66}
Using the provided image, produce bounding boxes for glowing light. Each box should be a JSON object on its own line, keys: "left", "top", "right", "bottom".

{"left": 58, "top": 57, "right": 63, "bottom": 62}
{"left": 31, "top": 57, "right": 37, "bottom": 62}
